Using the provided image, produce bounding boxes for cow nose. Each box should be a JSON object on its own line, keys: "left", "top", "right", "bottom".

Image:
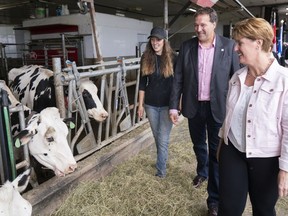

{"left": 102, "top": 112, "right": 108, "bottom": 119}
{"left": 67, "top": 164, "right": 77, "bottom": 173}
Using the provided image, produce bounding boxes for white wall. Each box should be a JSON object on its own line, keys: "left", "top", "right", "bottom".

{"left": 84, "top": 13, "right": 152, "bottom": 58}
{"left": 0, "top": 25, "right": 17, "bottom": 57}
{"left": 22, "top": 12, "right": 153, "bottom": 58}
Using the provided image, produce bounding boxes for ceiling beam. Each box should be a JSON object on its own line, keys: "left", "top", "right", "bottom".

{"left": 169, "top": 0, "right": 192, "bottom": 27}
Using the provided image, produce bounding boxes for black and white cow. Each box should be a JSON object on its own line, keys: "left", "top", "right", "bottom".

{"left": 0, "top": 82, "right": 77, "bottom": 177}
{"left": 0, "top": 169, "right": 32, "bottom": 216}
{"left": 8, "top": 65, "right": 108, "bottom": 122}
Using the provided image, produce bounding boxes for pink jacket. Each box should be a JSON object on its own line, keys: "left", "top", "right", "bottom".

{"left": 219, "top": 60, "right": 288, "bottom": 172}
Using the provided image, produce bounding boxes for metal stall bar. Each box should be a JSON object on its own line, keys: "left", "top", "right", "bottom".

{"left": 105, "top": 72, "right": 114, "bottom": 140}
{"left": 70, "top": 78, "right": 97, "bottom": 154}
{"left": 0, "top": 88, "right": 14, "bottom": 181}
{"left": 0, "top": 88, "right": 7, "bottom": 184}
{"left": 9, "top": 105, "right": 30, "bottom": 170}
{"left": 118, "top": 58, "right": 132, "bottom": 132}
{"left": 0, "top": 43, "right": 8, "bottom": 82}
{"left": 96, "top": 74, "right": 106, "bottom": 144}
{"left": 123, "top": 59, "right": 141, "bottom": 125}
{"left": 60, "top": 58, "right": 145, "bottom": 161}
{"left": 1, "top": 89, "right": 16, "bottom": 180}
{"left": 53, "top": 58, "right": 66, "bottom": 118}
{"left": 0, "top": 81, "right": 30, "bottom": 179}
{"left": 61, "top": 34, "right": 67, "bottom": 64}
{"left": 54, "top": 59, "right": 97, "bottom": 154}
{"left": 111, "top": 67, "right": 121, "bottom": 136}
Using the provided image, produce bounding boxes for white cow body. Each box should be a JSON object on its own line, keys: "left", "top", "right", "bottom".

{"left": 0, "top": 169, "right": 32, "bottom": 216}
{"left": 8, "top": 65, "right": 108, "bottom": 122}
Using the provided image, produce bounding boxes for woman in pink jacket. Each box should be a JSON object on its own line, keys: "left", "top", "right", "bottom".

{"left": 218, "top": 18, "right": 288, "bottom": 216}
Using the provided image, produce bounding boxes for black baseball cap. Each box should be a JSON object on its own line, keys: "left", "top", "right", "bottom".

{"left": 148, "top": 26, "right": 167, "bottom": 40}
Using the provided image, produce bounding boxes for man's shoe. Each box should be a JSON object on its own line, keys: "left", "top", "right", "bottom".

{"left": 208, "top": 206, "right": 218, "bottom": 216}
{"left": 155, "top": 173, "right": 165, "bottom": 178}
{"left": 192, "top": 175, "right": 207, "bottom": 188}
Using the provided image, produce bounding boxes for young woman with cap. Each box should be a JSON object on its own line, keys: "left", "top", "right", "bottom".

{"left": 137, "top": 26, "right": 177, "bottom": 178}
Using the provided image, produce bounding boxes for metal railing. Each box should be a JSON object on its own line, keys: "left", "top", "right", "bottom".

{"left": 53, "top": 57, "right": 147, "bottom": 161}
{"left": 0, "top": 56, "right": 147, "bottom": 184}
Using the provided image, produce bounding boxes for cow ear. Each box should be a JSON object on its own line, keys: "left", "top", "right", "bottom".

{"left": 12, "top": 168, "right": 31, "bottom": 193}
{"left": 45, "top": 127, "right": 56, "bottom": 138}
{"left": 13, "top": 129, "right": 32, "bottom": 146}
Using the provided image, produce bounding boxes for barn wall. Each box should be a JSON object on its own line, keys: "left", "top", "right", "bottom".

{"left": 0, "top": 25, "right": 18, "bottom": 57}
{"left": 22, "top": 12, "right": 153, "bottom": 59}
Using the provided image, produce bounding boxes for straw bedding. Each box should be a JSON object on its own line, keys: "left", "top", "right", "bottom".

{"left": 51, "top": 119, "right": 288, "bottom": 216}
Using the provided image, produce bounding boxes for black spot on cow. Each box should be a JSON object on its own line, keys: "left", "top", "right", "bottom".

{"left": 33, "top": 77, "right": 56, "bottom": 113}
{"left": 82, "top": 89, "right": 97, "bottom": 109}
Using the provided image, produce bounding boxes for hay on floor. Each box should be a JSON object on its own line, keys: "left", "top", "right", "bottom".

{"left": 51, "top": 119, "right": 288, "bottom": 216}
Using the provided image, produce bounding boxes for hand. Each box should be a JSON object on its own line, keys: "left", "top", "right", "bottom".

{"left": 170, "top": 112, "right": 179, "bottom": 125}
{"left": 278, "top": 170, "right": 288, "bottom": 197}
{"left": 137, "top": 106, "right": 144, "bottom": 119}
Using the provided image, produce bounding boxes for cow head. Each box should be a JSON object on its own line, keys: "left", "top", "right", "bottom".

{"left": 15, "top": 107, "right": 77, "bottom": 177}
{"left": 79, "top": 79, "right": 108, "bottom": 122}
{"left": 0, "top": 169, "right": 32, "bottom": 216}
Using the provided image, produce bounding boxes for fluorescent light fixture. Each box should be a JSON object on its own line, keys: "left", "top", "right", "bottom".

{"left": 188, "top": 8, "right": 196, "bottom": 12}
{"left": 116, "top": 10, "right": 125, "bottom": 17}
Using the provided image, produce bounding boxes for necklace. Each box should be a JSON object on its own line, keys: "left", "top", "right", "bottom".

{"left": 247, "top": 58, "right": 273, "bottom": 78}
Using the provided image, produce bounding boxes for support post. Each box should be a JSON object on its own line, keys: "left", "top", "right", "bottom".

{"left": 52, "top": 58, "right": 66, "bottom": 118}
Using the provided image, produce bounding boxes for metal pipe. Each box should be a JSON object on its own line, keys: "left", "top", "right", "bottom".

{"left": 81, "top": 0, "right": 103, "bottom": 64}
{"left": 53, "top": 58, "right": 66, "bottom": 118}
{"left": 169, "top": 1, "right": 191, "bottom": 28}
{"left": 61, "top": 34, "right": 67, "bottom": 63}
{"left": 233, "top": 0, "right": 255, "bottom": 17}
{"left": 164, "top": 0, "right": 169, "bottom": 31}
{"left": 105, "top": 73, "right": 113, "bottom": 139}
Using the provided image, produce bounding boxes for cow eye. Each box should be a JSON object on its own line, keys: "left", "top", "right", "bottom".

{"left": 47, "top": 137, "right": 54, "bottom": 142}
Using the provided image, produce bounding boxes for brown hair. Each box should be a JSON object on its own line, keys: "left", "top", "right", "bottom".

{"left": 194, "top": 7, "right": 218, "bottom": 24}
{"left": 232, "top": 18, "right": 274, "bottom": 52}
{"left": 141, "top": 39, "right": 174, "bottom": 78}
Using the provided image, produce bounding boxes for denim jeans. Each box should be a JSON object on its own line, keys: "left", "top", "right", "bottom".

{"left": 145, "top": 104, "right": 173, "bottom": 177}
{"left": 188, "top": 101, "right": 222, "bottom": 208}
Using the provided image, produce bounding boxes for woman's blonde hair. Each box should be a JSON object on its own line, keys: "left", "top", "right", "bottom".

{"left": 140, "top": 39, "right": 174, "bottom": 78}
{"left": 232, "top": 18, "right": 274, "bottom": 52}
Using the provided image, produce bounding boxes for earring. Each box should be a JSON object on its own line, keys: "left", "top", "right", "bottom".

{"left": 256, "top": 46, "right": 259, "bottom": 50}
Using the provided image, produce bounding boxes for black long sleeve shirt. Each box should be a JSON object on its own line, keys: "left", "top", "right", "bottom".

{"left": 139, "top": 54, "right": 174, "bottom": 107}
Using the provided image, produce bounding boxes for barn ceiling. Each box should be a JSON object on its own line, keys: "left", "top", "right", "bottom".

{"left": 0, "top": 0, "right": 287, "bottom": 25}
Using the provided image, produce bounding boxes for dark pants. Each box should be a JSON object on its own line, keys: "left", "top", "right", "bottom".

{"left": 188, "top": 101, "right": 221, "bottom": 207}
{"left": 218, "top": 142, "right": 278, "bottom": 216}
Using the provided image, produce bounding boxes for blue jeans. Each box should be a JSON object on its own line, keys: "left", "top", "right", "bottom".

{"left": 145, "top": 104, "right": 173, "bottom": 177}
{"left": 188, "top": 101, "right": 221, "bottom": 208}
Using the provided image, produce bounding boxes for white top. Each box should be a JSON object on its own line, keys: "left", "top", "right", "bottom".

{"left": 228, "top": 84, "right": 253, "bottom": 152}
